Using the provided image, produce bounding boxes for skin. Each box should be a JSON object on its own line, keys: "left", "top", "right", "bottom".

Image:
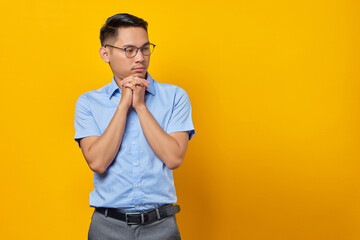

{"left": 79, "top": 27, "right": 189, "bottom": 174}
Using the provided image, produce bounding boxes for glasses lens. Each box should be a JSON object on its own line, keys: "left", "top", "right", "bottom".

{"left": 125, "top": 47, "right": 138, "bottom": 58}
{"left": 141, "top": 44, "right": 154, "bottom": 56}
{"left": 124, "top": 44, "right": 155, "bottom": 57}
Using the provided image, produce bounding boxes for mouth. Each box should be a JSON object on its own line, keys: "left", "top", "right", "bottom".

{"left": 133, "top": 67, "right": 146, "bottom": 73}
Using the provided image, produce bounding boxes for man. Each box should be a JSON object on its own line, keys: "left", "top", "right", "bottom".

{"left": 74, "top": 13, "right": 195, "bottom": 240}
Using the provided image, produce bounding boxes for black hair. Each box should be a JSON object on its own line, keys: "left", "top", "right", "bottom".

{"left": 100, "top": 13, "right": 148, "bottom": 46}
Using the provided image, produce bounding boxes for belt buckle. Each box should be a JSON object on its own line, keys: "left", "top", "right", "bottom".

{"left": 125, "top": 212, "right": 148, "bottom": 225}
{"left": 125, "top": 212, "right": 141, "bottom": 225}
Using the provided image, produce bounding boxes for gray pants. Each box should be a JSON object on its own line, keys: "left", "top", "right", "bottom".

{"left": 88, "top": 210, "right": 181, "bottom": 240}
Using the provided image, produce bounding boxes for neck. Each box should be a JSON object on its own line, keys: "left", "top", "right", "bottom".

{"left": 114, "top": 75, "right": 124, "bottom": 90}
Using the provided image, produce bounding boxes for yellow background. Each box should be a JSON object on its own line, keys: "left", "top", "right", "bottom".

{"left": 0, "top": 0, "right": 359, "bottom": 239}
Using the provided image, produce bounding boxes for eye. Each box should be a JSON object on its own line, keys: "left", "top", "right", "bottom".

{"left": 126, "top": 47, "right": 136, "bottom": 54}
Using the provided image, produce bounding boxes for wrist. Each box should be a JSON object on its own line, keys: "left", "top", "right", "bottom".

{"left": 118, "top": 101, "right": 131, "bottom": 111}
{"left": 134, "top": 104, "right": 147, "bottom": 112}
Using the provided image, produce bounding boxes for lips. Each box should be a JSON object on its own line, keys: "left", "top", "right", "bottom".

{"left": 133, "top": 65, "right": 146, "bottom": 70}
{"left": 132, "top": 67, "right": 146, "bottom": 73}
{"left": 133, "top": 68, "right": 145, "bottom": 72}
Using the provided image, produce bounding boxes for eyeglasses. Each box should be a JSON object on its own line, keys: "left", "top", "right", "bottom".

{"left": 104, "top": 43, "right": 156, "bottom": 58}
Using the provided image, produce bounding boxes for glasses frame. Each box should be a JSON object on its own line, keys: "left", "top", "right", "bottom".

{"left": 104, "top": 43, "right": 156, "bottom": 58}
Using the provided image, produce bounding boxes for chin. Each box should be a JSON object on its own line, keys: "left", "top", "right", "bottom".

{"left": 132, "top": 72, "right": 147, "bottom": 78}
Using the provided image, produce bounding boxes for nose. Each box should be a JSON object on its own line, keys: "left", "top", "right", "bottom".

{"left": 134, "top": 49, "right": 145, "bottom": 62}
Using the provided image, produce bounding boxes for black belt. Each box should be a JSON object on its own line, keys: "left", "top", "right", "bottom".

{"left": 95, "top": 204, "right": 180, "bottom": 225}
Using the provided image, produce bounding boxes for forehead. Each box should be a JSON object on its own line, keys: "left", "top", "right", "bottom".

{"left": 114, "top": 27, "right": 149, "bottom": 46}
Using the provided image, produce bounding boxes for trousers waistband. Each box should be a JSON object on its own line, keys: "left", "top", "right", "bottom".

{"left": 95, "top": 204, "right": 180, "bottom": 225}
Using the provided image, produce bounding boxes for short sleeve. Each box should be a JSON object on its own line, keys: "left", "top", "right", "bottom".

{"left": 74, "top": 94, "right": 101, "bottom": 147}
{"left": 166, "top": 88, "right": 195, "bottom": 140}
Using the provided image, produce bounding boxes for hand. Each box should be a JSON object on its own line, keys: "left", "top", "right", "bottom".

{"left": 120, "top": 76, "right": 149, "bottom": 110}
{"left": 119, "top": 86, "right": 133, "bottom": 109}
{"left": 118, "top": 76, "right": 147, "bottom": 109}
{"left": 120, "top": 76, "right": 149, "bottom": 90}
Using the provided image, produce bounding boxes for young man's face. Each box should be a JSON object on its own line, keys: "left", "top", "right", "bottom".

{"left": 105, "top": 27, "right": 150, "bottom": 80}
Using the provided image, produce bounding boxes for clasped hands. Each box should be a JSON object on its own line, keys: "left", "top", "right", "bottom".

{"left": 119, "top": 75, "right": 150, "bottom": 110}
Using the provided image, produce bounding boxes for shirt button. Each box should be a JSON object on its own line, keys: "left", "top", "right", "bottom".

{"left": 131, "top": 121, "right": 135, "bottom": 124}
{"left": 132, "top": 141, "right": 136, "bottom": 145}
{"left": 135, "top": 184, "right": 139, "bottom": 188}
{"left": 133, "top": 163, "right": 138, "bottom": 166}
{"left": 136, "top": 205, "right": 140, "bottom": 208}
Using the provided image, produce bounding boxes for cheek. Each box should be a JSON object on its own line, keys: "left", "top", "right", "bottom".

{"left": 112, "top": 58, "right": 131, "bottom": 70}
{"left": 145, "top": 57, "right": 150, "bottom": 66}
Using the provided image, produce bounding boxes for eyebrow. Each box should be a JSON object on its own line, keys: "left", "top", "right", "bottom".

{"left": 122, "top": 42, "right": 150, "bottom": 48}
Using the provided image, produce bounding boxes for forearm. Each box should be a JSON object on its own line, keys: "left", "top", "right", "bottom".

{"left": 83, "top": 103, "right": 129, "bottom": 173}
{"left": 135, "top": 106, "right": 185, "bottom": 169}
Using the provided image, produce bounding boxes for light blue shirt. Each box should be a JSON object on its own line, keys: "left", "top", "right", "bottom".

{"left": 74, "top": 73, "right": 195, "bottom": 211}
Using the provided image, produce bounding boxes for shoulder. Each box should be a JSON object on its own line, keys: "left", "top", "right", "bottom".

{"left": 75, "top": 83, "right": 111, "bottom": 106}
{"left": 155, "top": 80, "right": 184, "bottom": 92}
{"left": 154, "top": 80, "right": 190, "bottom": 100}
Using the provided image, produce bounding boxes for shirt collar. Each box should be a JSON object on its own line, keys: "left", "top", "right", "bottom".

{"left": 145, "top": 72, "right": 156, "bottom": 96}
{"left": 108, "top": 72, "right": 156, "bottom": 99}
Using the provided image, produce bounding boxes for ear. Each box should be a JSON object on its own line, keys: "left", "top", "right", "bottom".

{"left": 99, "top": 46, "right": 110, "bottom": 63}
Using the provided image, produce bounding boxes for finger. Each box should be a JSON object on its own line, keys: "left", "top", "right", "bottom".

{"left": 143, "top": 80, "right": 150, "bottom": 86}
{"left": 120, "top": 76, "right": 137, "bottom": 85}
{"left": 124, "top": 83, "right": 136, "bottom": 90}
{"left": 122, "top": 76, "right": 149, "bottom": 84}
{"left": 121, "top": 81, "right": 142, "bottom": 88}
{"left": 138, "top": 79, "right": 149, "bottom": 87}
{"left": 119, "top": 76, "right": 131, "bottom": 84}
{"left": 133, "top": 79, "right": 148, "bottom": 87}
{"left": 132, "top": 76, "right": 149, "bottom": 84}
{"left": 139, "top": 78, "right": 150, "bottom": 85}
{"left": 120, "top": 78, "right": 134, "bottom": 86}
{"left": 121, "top": 78, "right": 148, "bottom": 87}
